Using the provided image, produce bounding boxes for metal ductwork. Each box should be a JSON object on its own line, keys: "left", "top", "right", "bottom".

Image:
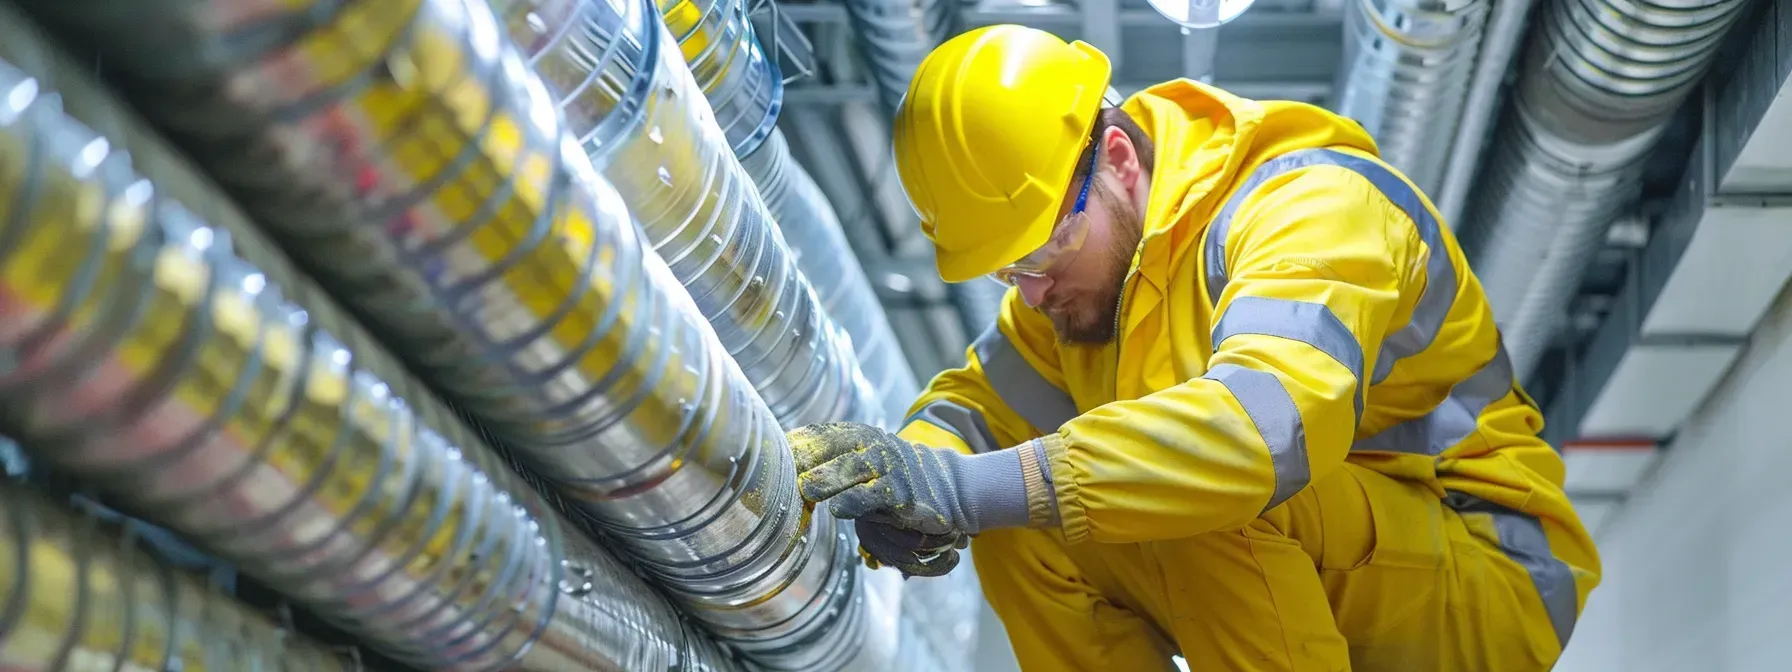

{"left": 0, "top": 482, "right": 361, "bottom": 671}
{"left": 1455, "top": 0, "right": 1750, "bottom": 379}
{"left": 649, "top": 0, "right": 922, "bottom": 426}
{"left": 1332, "top": 0, "right": 1491, "bottom": 195}
{"left": 841, "top": 0, "right": 954, "bottom": 116}
{"left": 506, "top": 0, "right": 879, "bottom": 431}
{"left": 655, "top": 0, "right": 785, "bottom": 158}
{"left": 10, "top": 0, "right": 885, "bottom": 668}
{"left": 741, "top": 130, "right": 922, "bottom": 426}
{"left": 0, "top": 19, "right": 734, "bottom": 670}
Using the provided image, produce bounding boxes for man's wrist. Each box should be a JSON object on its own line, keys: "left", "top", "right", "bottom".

{"left": 1016, "top": 437, "right": 1060, "bottom": 529}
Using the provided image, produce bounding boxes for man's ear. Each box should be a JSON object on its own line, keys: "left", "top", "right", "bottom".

{"left": 1098, "top": 126, "right": 1144, "bottom": 198}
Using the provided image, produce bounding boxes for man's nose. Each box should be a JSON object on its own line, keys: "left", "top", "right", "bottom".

{"left": 1014, "top": 275, "right": 1053, "bottom": 308}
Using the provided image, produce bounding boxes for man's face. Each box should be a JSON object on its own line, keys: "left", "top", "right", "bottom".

{"left": 1013, "top": 173, "right": 1145, "bottom": 345}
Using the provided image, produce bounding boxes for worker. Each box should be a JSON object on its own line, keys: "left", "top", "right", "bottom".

{"left": 786, "top": 24, "right": 1603, "bottom": 671}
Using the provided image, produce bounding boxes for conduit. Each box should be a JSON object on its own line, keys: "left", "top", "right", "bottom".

{"left": 1332, "top": 0, "right": 1491, "bottom": 195}
{"left": 1454, "top": 0, "right": 1750, "bottom": 379}
{"left": 840, "top": 0, "right": 955, "bottom": 116}
{"left": 648, "top": 0, "right": 922, "bottom": 426}
{"left": 0, "top": 482, "right": 361, "bottom": 671}
{"left": 12, "top": 0, "right": 873, "bottom": 668}
{"left": 0, "top": 15, "right": 733, "bottom": 671}
{"left": 498, "top": 0, "right": 881, "bottom": 429}
{"left": 741, "top": 130, "right": 921, "bottom": 426}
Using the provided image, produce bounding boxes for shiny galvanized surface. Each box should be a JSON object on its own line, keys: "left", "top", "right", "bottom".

{"left": 1457, "top": 0, "right": 1750, "bottom": 379}
{"left": 741, "top": 129, "right": 921, "bottom": 428}
{"left": 12, "top": 0, "right": 872, "bottom": 667}
{"left": 0, "top": 12, "right": 733, "bottom": 670}
{"left": 0, "top": 482, "right": 358, "bottom": 672}
{"left": 490, "top": 0, "right": 878, "bottom": 429}
{"left": 1332, "top": 0, "right": 1490, "bottom": 195}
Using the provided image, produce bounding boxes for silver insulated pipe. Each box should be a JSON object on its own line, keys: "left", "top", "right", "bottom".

{"left": 0, "top": 10, "right": 735, "bottom": 671}
{"left": 646, "top": 0, "right": 921, "bottom": 427}
{"left": 1332, "top": 0, "right": 1492, "bottom": 195}
{"left": 0, "top": 482, "right": 362, "bottom": 671}
{"left": 10, "top": 0, "right": 875, "bottom": 668}
{"left": 497, "top": 0, "right": 880, "bottom": 430}
{"left": 742, "top": 130, "right": 922, "bottom": 427}
{"left": 1455, "top": 0, "right": 1750, "bottom": 379}
{"left": 840, "top": 0, "right": 955, "bottom": 116}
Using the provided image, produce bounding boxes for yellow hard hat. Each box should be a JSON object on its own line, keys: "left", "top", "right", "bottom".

{"left": 894, "top": 25, "right": 1112, "bottom": 283}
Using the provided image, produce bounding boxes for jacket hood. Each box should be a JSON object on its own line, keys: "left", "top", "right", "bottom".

{"left": 1120, "top": 80, "right": 1381, "bottom": 280}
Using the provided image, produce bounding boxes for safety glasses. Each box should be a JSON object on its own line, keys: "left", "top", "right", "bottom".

{"left": 991, "top": 143, "right": 1099, "bottom": 287}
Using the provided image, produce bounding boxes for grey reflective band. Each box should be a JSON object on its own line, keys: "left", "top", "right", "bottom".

{"left": 906, "top": 400, "right": 1002, "bottom": 454}
{"left": 1445, "top": 492, "right": 1579, "bottom": 648}
{"left": 972, "top": 323, "right": 1080, "bottom": 434}
{"left": 1211, "top": 296, "right": 1365, "bottom": 425}
{"left": 1204, "top": 364, "right": 1309, "bottom": 512}
{"left": 1352, "top": 344, "right": 1513, "bottom": 455}
{"left": 1203, "top": 149, "right": 1459, "bottom": 385}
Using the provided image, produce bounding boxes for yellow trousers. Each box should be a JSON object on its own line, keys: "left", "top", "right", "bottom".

{"left": 973, "top": 464, "right": 1582, "bottom": 671}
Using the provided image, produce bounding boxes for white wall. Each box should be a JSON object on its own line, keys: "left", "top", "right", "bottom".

{"left": 1555, "top": 286, "right": 1792, "bottom": 672}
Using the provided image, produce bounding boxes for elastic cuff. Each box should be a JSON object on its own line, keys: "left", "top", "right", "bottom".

{"left": 1016, "top": 438, "right": 1059, "bottom": 529}
{"left": 1037, "top": 433, "right": 1088, "bottom": 543}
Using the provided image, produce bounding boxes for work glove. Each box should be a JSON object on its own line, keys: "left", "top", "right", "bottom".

{"left": 789, "top": 423, "right": 1056, "bottom": 576}
{"left": 853, "top": 519, "right": 967, "bottom": 577}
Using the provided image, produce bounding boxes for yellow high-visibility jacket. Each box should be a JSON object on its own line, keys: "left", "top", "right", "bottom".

{"left": 899, "top": 79, "right": 1600, "bottom": 619}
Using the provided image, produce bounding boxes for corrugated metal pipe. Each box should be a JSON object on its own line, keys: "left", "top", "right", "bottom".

{"left": 1431, "top": 0, "right": 1544, "bottom": 226}
{"left": 11, "top": 0, "right": 882, "bottom": 668}
{"left": 648, "top": 0, "right": 922, "bottom": 426}
{"left": 1332, "top": 0, "right": 1492, "bottom": 195}
{"left": 1454, "top": 0, "right": 1750, "bottom": 379}
{"left": 0, "top": 481, "right": 363, "bottom": 671}
{"left": 840, "top": 0, "right": 955, "bottom": 116}
{"left": 499, "top": 0, "right": 880, "bottom": 430}
{"left": 0, "top": 11, "right": 735, "bottom": 671}
{"left": 740, "top": 130, "right": 922, "bottom": 426}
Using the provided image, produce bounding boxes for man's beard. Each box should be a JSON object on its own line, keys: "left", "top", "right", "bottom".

{"left": 1051, "top": 191, "right": 1143, "bottom": 345}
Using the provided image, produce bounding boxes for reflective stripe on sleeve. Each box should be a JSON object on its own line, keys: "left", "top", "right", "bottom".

{"left": 1203, "top": 363, "right": 1309, "bottom": 512}
{"left": 971, "top": 323, "right": 1079, "bottom": 434}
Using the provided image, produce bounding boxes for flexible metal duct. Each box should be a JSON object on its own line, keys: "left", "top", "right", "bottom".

{"left": 497, "top": 0, "right": 880, "bottom": 429}
{"left": 841, "top": 0, "right": 954, "bottom": 115}
{"left": 0, "top": 482, "right": 361, "bottom": 671}
{"left": 1432, "top": 0, "right": 1543, "bottom": 225}
{"left": 648, "top": 0, "right": 922, "bottom": 426}
{"left": 0, "top": 16, "right": 733, "bottom": 670}
{"left": 1333, "top": 0, "right": 1492, "bottom": 195}
{"left": 741, "top": 130, "right": 922, "bottom": 426}
{"left": 1455, "top": 0, "right": 1750, "bottom": 379}
{"left": 12, "top": 0, "right": 873, "bottom": 668}
{"left": 655, "top": 0, "right": 785, "bottom": 157}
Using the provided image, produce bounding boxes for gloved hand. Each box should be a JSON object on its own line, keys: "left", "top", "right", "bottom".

{"left": 854, "top": 519, "right": 967, "bottom": 577}
{"left": 789, "top": 423, "right": 1054, "bottom": 571}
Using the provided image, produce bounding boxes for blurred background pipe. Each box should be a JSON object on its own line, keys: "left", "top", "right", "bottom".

{"left": 1332, "top": 0, "right": 1491, "bottom": 195}
{"left": 1454, "top": 0, "right": 1751, "bottom": 379}
{"left": 841, "top": 0, "right": 955, "bottom": 116}
{"left": 0, "top": 13, "right": 735, "bottom": 670}
{"left": 0, "top": 481, "right": 362, "bottom": 671}
{"left": 9, "top": 0, "right": 883, "bottom": 668}
{"left": 1432, "top": 0, "right": 1542, "bottom": 226}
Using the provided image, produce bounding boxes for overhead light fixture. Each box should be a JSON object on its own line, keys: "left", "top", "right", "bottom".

{"left": 1145, "top": 0, "right": 1255, "bottom": 29}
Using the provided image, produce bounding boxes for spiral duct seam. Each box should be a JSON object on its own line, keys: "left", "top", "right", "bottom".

{"left": 1456, "top": 0, "right": 1751, "bottom": 379}
{"left": 0, "top": 481, "right": 362, "bottom": 671}
{"left": 0, "top": 10, "right": 735, "bottom": 669}
{"left": 12, "top": 0, "right": 879, "bottom": 668}
{"left": 1333, "top": 0, "right": 1492, "bottom": 195}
